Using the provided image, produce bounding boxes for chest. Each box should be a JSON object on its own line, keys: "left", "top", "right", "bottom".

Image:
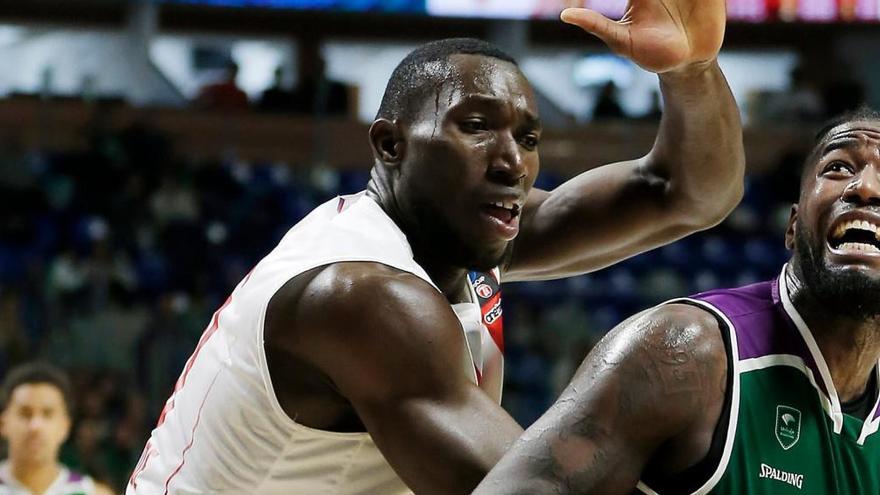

{"left": 715, "top": 367, "right": 880, "bottom": 494}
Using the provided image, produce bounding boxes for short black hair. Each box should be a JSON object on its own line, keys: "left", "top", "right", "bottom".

{"left": 812, "top": 105, "right": 880, "bottom": 145}
{"left": 376, "top": 38, "right": 519, "bottom": 122}
{"left": 1, "top": 362, "right": 73, "bottom": 415}
{"left": 801, "top": 105, "right": 880, "bottom": 182}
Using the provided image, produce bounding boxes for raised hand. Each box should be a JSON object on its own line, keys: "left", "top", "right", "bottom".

{"left": 561, "top": 0, "right": 726, "bottom": 74}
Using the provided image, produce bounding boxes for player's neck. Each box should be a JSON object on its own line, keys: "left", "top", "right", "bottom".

{"left": 811, "top": 320, "right": 880, "bottom": 402}
{"left": 787, "top": 272, "right": 880, "bottom": 403}
{"left": 9, "top": 457, "right": 61, "bottom": 495}
{"left": 366, "top": 179, "right": 470, "bottom": 301}
{"left": 416, "top": 258, "right": 470, "bottom": 302}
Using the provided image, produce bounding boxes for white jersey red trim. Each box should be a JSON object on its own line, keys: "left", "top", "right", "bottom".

{"left": 128, "top": 192, "right": 504, "bottom": 495}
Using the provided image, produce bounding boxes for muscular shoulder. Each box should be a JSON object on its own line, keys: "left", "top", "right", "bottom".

{"left": 316, "top": 262, "right": 443, "bottom": 315}
{"left": 624, "top": 302, "right": 727, "bottom": 371}
{"left": 266, "top": 262, "right": 468, "bottom": 400}
{"left": 613, "top": 302, "right": 726, "bottom": 410}
{"left": 269, "top": 262, "right": 450, "bottom": 333}
{"left": 564, "top": 303, "right": 727, "bottom": 444}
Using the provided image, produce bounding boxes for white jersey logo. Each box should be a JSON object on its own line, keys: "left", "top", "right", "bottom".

{"left": 759, "top": 462, "right": 804, "bottom": 490}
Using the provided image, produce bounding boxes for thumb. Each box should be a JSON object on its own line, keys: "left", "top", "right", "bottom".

{"left": 561, "top": 8, "right": 627, "bottom": 51}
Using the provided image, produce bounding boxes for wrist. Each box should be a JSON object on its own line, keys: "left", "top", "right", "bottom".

{"left": 659, "top": 59, "right": 718, "bottom": 81}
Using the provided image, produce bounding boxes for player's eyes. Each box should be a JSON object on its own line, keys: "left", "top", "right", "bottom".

{"left": 519, "top": 134, "right": 540, "bottom": 151}
{"left": 461, "top": 118, "right": 489, "bottom": 133}
{"left": 823, "top": 161, "right": 855, "bottom": 176}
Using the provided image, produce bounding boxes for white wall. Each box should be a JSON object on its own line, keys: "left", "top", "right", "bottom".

{"left": 0, "top": 24, "right": 182, "bottom": 105}
{"left": 0, "top": 27, "right": 130, "bottom": 98}
{"left": 150, "top": 34, "right": 295, "bottom": 100}
{"left": 323, "top": 41, "right": 419, "bottom": 122}
{"left": 0, "top": 23, "right": 809, "bottom": 123}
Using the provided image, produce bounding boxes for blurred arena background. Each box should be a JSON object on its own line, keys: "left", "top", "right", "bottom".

{"left": 0, "top": 0, "right": 877, "bottom": 491}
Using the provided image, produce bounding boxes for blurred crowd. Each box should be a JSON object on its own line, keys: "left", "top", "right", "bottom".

{"left": 0, "top": 93, "right": 827, "bottom": 492}
{"left": 195, "top": 41, "right": 352, "bottom": 117}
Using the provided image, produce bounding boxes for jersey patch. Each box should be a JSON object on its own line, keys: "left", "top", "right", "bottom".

{"left": 469, "top": 270, "right": 503, "bottom": 353}
{"left": 775, "top": 405, "right": 802, "bottom": 450}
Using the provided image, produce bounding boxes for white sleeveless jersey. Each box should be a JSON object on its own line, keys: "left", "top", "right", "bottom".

{"left": 0, "top": 462, "right": 97, "bottom": 495}
{"left": 128, "top": 192, "right": 505, "bottom": 495}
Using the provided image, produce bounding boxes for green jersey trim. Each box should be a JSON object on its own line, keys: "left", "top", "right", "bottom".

{"left": 636, "top": 297, "right": 742, "bottom": 495}
{"left": 778, "top": 264, "right": 880, "bottom": 443}
{"left": 739, "top": 354, "right": 836, "bottom": 425}
{"left": 856, "top": 365, "right": 880, "bottom": 445}
{"left": 777, "top": 267, "right": 845, "bottom": 434}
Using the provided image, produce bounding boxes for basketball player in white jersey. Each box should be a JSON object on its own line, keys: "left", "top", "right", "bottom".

{"left": 129, "top": 1, "right": 744, "bottom": 493}
{"left": 0, "top": 363, "right": 113, "bottom": 495}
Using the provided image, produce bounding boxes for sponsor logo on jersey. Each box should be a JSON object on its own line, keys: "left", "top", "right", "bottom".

{"left": 484, "top": 299, "right": 502, "bottom": 325}
{"left": 476, "top": 283, "right": 494, "bottom": 299}
{"left": 775, "top": 405, "right": 801, "bottom": 450}
{"left": 759, "top": 463, "right": 804, "bottom": 490}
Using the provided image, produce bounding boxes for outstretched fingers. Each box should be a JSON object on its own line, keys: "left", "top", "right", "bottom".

{"left": 560, "top": 8, "right": 629, "bottom": 53}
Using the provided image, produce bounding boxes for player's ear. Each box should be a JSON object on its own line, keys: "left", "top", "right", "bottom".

{"left": 784, "top": 204, "right": 798, "bottom": 250}
{"left": 369, "top": 118, "right": 405, "bottom": 166}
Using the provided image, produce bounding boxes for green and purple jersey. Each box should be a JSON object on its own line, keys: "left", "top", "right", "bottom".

{"left": 637, "top": 265, "right": 880, "bottom": 495}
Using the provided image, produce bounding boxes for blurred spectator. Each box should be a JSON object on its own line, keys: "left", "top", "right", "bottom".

{"left": 290, "top": 42, "right": 350, "bottom": 116}
{"left": 62, "top": 372, "right": 144, "bottom": 491}
{"left": 765, "top": 64, "right": 824, "bottom": 122}
{"left": 0, "top": 362, "right": 113, "bottom": 495}
{"left": 135, "top": 293, "right": 205, "bottom": 419}
{"left": 46, "top": 248, "right": 89, "bottom": 317}
{"left": 258, "top": 67, "right": 296, "bottom": 113}
{"left": 592, "top": 81, "right": 626, "bottom": 120}
{"left": 195, "top": 62, "right": 249, "bottom": 111}
{"left": 150, "top": 174, "right": 199, "bottom": 226}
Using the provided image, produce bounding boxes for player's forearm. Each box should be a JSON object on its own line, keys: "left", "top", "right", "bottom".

{"left": 361, "top": 392, "right": 523, "bottom": 495}
{"left": 473, "top": 421, "right": 640, "bottom": 495}
{"left": 647, "top": 60, "right": 745, "bottom": 227}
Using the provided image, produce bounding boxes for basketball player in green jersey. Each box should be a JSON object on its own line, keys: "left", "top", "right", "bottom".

{"left": 475, "top": 108, "right": 880, "bottom": 494}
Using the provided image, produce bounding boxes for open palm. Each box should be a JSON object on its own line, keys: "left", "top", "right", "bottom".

{"left": 561, "top": 0, "right": 726, "bottom": 73}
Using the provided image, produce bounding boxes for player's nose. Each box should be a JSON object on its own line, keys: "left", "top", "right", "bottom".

{"left": 842, "top": 163, "right": 880, "bottom": 207}
{"left": 487, "top": 132, "right": 525, "bottom": 186}
{"left": 27, "top": 416, "right": 46, "bottom": 432}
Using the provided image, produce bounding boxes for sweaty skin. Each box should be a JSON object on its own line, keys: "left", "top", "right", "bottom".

{"left": 474, "top": 118, "right": 880, "bottom": 494}
{"left": 264, "top": 1, "right": 745, "bottom": 493}
{"left": 785, "top": 121, "right": 880, "bottom": 402}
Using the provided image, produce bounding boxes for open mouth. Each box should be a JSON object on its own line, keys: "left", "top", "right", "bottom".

{"left": 481, "top": 200, "right": 521, "bottom": 224}
{"left": 828, "top": 219, "right": 880, "bottom": 255}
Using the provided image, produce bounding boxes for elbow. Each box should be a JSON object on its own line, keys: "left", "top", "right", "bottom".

{"left": 643, "top": 147, "right": 746, "bottom": 232}
{"left": 680, "top": 152, "right": 746, "bottom": 230}
{"left": 698, "top": 177, "right": 744, "bottom": 229}
{"left": 669, "top": 174, "right": 745, "bottom": 232}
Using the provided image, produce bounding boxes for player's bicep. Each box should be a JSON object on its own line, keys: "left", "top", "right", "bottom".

{"left": 505, "top": 161, "right": 694, "bottom": 281}
{"left": 475, "top": 305, "right": 726, "bottom": 494}
{"left": 294, "top": 264, "right": 522, "bottom": 494}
